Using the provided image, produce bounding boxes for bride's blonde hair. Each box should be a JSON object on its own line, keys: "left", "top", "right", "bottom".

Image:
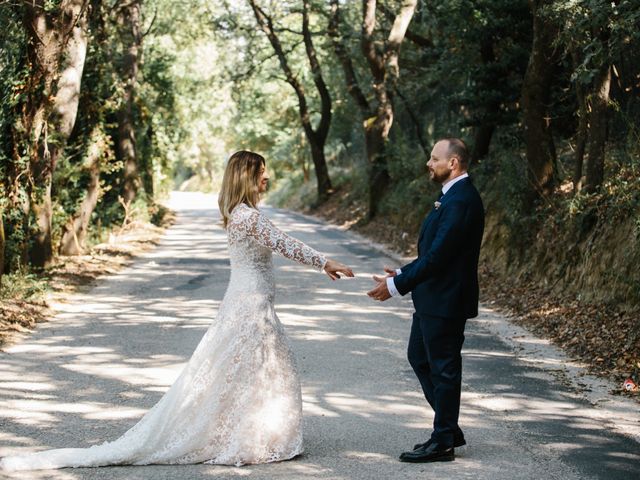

{"left": 218, "top": 150, "right": 265, "bottom": 228}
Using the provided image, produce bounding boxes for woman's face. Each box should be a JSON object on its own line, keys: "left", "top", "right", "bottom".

{"left": 257, "top": 163, "right": 270, "bottom": 193}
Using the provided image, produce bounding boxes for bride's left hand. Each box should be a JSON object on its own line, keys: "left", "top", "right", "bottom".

{"left": 324, "top": 259, "right": 355, "bottom": 280}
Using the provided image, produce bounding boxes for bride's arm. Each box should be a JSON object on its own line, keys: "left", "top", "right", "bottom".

{"left": 242, "top": 207, "right": 328, "bottom": 271}
{"left": 239, "top": 208, "right": 353, "bottom": 279}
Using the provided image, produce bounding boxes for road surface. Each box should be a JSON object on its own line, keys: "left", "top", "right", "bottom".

{"left": 1, "top": 192, "right": 638, "bottom": 480}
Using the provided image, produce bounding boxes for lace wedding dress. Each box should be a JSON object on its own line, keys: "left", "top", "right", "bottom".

{"left": 0, "top": 203, "right": 326, "bottom": 472}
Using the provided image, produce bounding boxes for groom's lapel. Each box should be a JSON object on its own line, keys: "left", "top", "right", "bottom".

{"left": 417, "top": 179, "right": 469, "bottom": 246}
{"left": 417, "top": 208, "right": 438, "bottom": 245}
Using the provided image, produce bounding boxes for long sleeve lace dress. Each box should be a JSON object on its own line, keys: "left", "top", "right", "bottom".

{"left": 0, "top": 203, "right": 326, "bottom": 471}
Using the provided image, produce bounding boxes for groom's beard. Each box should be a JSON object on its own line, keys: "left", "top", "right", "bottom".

{"left": 429, "top": 169, "right": 450, "bottom": 185}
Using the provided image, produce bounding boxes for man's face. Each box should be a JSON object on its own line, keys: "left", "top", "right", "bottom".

{"left": 427, "top": 141, "right": 453, "bottom": 185}
{"left": 258, "top": 165, "right": 270, "bottom": 193}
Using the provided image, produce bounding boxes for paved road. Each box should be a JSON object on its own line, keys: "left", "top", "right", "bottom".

{"left": 1, "top": 192, "right": 638, "bottom": 480}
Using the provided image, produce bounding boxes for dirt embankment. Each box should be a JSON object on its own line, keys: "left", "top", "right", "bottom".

{"left": 300, "top": 184, "right": 640, "bottom": 398}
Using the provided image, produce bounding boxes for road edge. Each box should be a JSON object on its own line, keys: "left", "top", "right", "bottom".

{"left": 280, "top": 205, "right": 640, "bottom": 446}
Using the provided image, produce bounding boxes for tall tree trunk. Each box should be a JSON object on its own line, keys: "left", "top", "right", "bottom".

{"left": 19, "top": 0, "right": 89, "bottom": 268}
{"left": 0, "top": 209, "right": 5, "bottom": 285}
{"left": 302, "top": 0, "right": 332, "bottom": 200}
{"left": 520, "top": 0, "right": 560, "bottom": 203}
{"left": 471, "top": 36, "right": 499, "bottom": 164}
{"left": 572, "top": 74, "right": 588, "bottom": 191}
{"left": 584, "top": 65, "right": 611, "bottom": 193}
{"left": 328, "top": 1, "right": 370, "bottom": 113}
{"left": 59, "top": 127, "right": 107, "bottom": 255}
{"left": 361, "top": 0, "right": 417, "bottom": 219}
{"left": 329, "top": 0, "right": 416, "bottom": 219}
{"left": 248, "top": 0, "right": 333, "bottom": 202}
{"left": 472, "top": 125, "right": 495, "bottom": 164}
{"left": 116, "top": 0, "right": 143, "bottom": 206}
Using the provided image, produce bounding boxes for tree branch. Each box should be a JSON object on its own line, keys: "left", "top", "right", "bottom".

{"left": 248, "top": 0, "right": 313, "bottom": 139}
{"left": 385, "top": 0, "right": 418, "bottom": 86}
{"left": 328, "top": 0, "right": 370, "bottom": 115}
{"left": 142, "top": 7, "right": 158, "bottom": 37}
{"left": 302, "top": 0, "right": 331, "bottom": 142}
{"left": 361, "top": 0, "right": 384, "bottom": 82}
{"left": 379, "top": 2, "right": 431, "bottom": 48}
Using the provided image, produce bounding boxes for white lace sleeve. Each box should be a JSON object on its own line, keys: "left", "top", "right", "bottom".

{"left": 233, "top": 205, "right": 327, "bottom": 271}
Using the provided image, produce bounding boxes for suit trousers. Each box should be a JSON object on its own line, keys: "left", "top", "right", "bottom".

{"left": 407, "top": 312, "right": 466, "bottom": 446}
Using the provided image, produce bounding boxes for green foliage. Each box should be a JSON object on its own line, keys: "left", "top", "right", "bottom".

{"left": 0, "top": 271, "right": 48, "bottom": 300}
{"left": 0, "top": 4, "right": 29, "bottom": 272}
{"left": 0, "top": 0, "right": 638, "bottom": 308}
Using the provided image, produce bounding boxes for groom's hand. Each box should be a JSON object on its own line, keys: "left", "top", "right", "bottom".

{"left": 383, "top": 266, "right": 397, "bottom": 277}
{"left": 367, "top": 277, "right": 391, "bottom": 301}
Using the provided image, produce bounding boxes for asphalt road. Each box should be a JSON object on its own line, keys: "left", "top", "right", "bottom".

{"left": 0, "top": 192, "right": 638, "bottom": 480}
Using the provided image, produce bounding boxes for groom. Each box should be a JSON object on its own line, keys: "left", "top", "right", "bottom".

{"left": 367, "top": 138, "right": 484, "bottom": 463}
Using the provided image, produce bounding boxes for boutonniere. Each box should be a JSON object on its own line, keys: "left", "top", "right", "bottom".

{"left": 434, "top": 201, "right": 441, "bottom": 210}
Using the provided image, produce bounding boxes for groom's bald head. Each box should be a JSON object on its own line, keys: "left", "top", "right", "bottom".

{"left": 441, "top": 138, "right": 470, "bottom": 171}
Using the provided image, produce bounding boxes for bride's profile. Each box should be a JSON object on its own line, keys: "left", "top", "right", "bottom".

{"left": 0, "top": 150, "right": 353, "bottom": 472}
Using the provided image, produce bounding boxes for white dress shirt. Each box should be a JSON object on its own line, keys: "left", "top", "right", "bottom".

{"left": 386, "top": 173, "right": 469, "bottom": 297}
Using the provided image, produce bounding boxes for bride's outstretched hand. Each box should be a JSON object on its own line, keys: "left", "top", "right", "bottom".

{"left": 323, "top": 259, "right": 354, "bottom": 281}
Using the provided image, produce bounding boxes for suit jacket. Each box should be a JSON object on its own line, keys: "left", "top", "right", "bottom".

{"left": 394, "top": 177, "right": 485, "bottom": 319}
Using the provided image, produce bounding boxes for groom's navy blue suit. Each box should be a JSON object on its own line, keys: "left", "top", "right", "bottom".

{"left": 393, "top": 176, "right": 484, "bottom": 447}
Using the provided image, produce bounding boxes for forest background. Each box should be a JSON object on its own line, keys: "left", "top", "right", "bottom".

{"left": 0, "top": 0, "right": 638, "bottom": 391}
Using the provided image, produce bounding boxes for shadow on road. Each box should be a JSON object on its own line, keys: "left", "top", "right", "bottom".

{"left": 0, "top": 197, "right": 637, "bottom": 479}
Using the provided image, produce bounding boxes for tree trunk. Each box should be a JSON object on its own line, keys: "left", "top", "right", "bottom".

{"left": 309, "top": 141, "right": 332, "bottom": 200}
{"left": 0, "top": 209, "right": 5, "bottom": 284}
{"left": 520, "top": 0, "right": 560, "bottom": 203}
{"left": 248, "top": 0, "right": 333, "bottom": 202}
{"left": 331, "top": 0, "right": 416, "bottom": 219}
{"left": 59, "top": 128, "right": 106, "bottom": 255}
{"left": 116, "top": 0, "right": 143, "bottom": 206}
{"left": 584, "top": 65, "right": 611, "bottom": 193}
{"left": 328, "top": 1, "right": 370, "bottom": 113}
{"left": 471, "top": 36, "right": 499, "bottom": 164}
{"left": 29, "top": 182, "right": 53, "bottom": 268}
{"left": 302, "top": 0, "right": 332, "bottom": 200}
{"left": 20, "top": 0, "right": 89, "bottom": 268}
{"left": 570, "top": 49, "right": 588, "bottom": 190}
{"left": 472, "top": 125, "right": 495, "bottom": 164}
{"left": 364, "top": 118, "right": 391, "bottom": 218}
{"left": 573, "top": 81, "right": 588, "bottom": 191}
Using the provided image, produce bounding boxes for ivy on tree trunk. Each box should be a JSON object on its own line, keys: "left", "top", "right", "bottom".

{"left": 17, "top": 0, "right": 90, "bottom": 269}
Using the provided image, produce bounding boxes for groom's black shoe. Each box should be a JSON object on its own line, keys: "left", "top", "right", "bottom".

{"left": 413, "top": 434, "right": 466, "bottom": 451}
{"left": 399, "top": 442, "right": 454, "bottom": 463}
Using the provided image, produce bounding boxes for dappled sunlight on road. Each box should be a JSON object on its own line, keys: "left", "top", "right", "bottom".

{"left": 0, "top": 194, "right": 637, "bottom": 479}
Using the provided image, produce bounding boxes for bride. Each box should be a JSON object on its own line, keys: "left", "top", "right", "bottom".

{"left": 0, "top": 150, "right": 353, "bottom": 471}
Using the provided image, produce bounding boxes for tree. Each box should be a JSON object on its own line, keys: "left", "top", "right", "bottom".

{"left": 329, "top": 0, "right": 417, "bottom": 219}
{"left": 248, "top": 0, "right": 333, "bottom": 202}
{"left": 583, "top": 63, "right": 611, "bottom": 193}
{"left": 566, "top": 2, "right": 614, "bottom": 193}
{"left": 58, "top": 0, "right": 113, "bottom": 255}
{"left": 10, "top": 0, "right": 90, "bottom": 268}
{"left": 520, "top": 0, "right": 561, "bottom": 202}
{"left": 0, "top": 4, "right": 24, "bottom": 277}
{"left": 0, "top": 215, "right": 4, "bottom": 285}
{"left": 115, "top": 0, "right": 144, "bottom": 206}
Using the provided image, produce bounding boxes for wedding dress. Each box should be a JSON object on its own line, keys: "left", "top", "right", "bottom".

{"left": 0, "top": 203, "right": 326, "bottom": 471}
